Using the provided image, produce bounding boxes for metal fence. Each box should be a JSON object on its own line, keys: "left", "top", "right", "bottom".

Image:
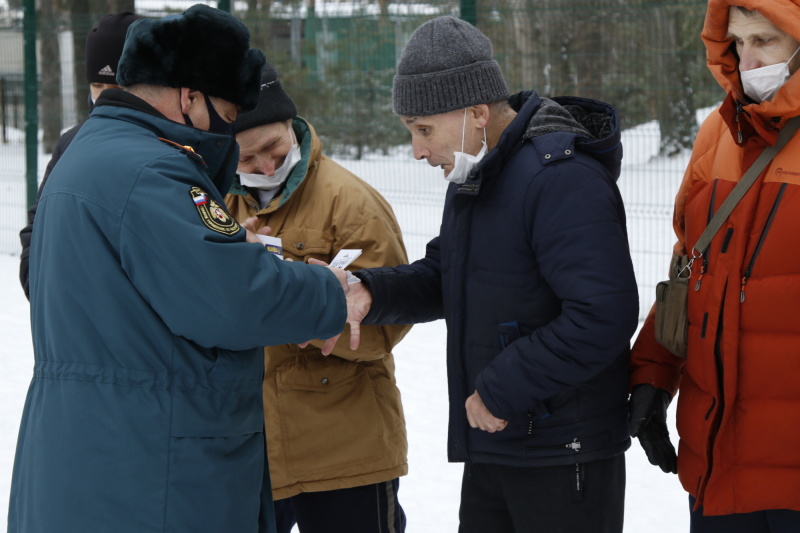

{"left": 0, "top": 0, "right": 717, "bottom": 318}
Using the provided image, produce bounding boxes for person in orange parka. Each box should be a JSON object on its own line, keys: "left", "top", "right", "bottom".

{"left": 628, "top": 1, "right": 800, "bottom": 531}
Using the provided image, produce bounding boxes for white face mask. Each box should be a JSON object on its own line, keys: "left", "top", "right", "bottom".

{"left": 238, "top": 127, "right": 302, "bottom": 191}
{"left": 741, "top": 46, "right": 800, "bottom": 103}
{"left": 446, "top": 109, "right": 487, "bottom": 185}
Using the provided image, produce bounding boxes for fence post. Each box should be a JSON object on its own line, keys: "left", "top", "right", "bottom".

{"left": 1, "top": 77, "right": 6, "bottom": 144}
{"left": 217, "top": 0, "right": 231, "bottom": 12}
{"left": 24, "top": 0, "right": 38, "bottom": 209}
{"left": 460, "top": 0, "right": 477, "bottom": 25}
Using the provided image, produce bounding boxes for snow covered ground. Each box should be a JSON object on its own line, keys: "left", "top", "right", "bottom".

{"left": 0, "top": 115, "right": 694, "bottom": 531}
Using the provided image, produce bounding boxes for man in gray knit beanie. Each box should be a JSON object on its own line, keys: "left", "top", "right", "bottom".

{"left": 391, "top": 16, "right": 514, "bottom": 184}
{"left": 343, "top": 14, "right": 635, "bottom": 533}
{"left": 392, "top": 16, "right": 509, "bottom": 117}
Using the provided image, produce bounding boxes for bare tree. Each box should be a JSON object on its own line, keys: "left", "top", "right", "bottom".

{"left": 243, "top": 0, "right": 273, "bottom": 51}
{"left": 71, "top": 0, "right": 90, "bottom": 123}
{"left": 40, "top": 0, "right": 63, "bottom": 154}
{"left": 650, "top": 5, "right": 697, "bottom": 156}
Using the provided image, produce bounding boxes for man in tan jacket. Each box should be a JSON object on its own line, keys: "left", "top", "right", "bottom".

{"left": 225, "top": 61, "right": 411, "bottom": 533}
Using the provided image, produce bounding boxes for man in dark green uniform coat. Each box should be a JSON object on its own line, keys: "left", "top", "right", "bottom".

{"left": 8, "top": 5, "right": 348, "bottom": 533}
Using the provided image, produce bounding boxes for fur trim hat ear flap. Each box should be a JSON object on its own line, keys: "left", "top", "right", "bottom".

{"left": 116, "top": 4, "right": 266, "bottom": 110}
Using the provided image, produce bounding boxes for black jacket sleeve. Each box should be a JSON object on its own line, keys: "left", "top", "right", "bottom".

{"left": 356, "top": 236, "right": 445, "bottom": 325}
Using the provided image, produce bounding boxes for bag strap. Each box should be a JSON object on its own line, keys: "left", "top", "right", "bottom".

{"left": 693, "top": 115, "right": 800, "bottom": 257}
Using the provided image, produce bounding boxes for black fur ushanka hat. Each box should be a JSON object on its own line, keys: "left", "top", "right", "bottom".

{"left": 116, "top": 4, "right": 265, "bottom": 111}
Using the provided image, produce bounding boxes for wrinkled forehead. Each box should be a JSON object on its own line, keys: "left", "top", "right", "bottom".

{"left": 726, "top": 6, "right": 786, "bottom": 38}
{"left": 236, "top": 120, "right": 292, "bottom": 153}
{"left": 401, "top": 109, "right": 466, "bottom": 126}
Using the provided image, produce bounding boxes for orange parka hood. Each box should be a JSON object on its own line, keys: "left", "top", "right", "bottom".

{"left": 703, "top": 0, "right": 800, "bottom": 133}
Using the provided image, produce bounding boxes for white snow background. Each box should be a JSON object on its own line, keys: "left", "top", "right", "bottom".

{"left": 0, "top": 110, "right": 710, "bottom": 531}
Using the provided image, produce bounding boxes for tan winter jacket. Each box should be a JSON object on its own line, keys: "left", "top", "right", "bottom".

{"left": 225, "top": 118, "right": 411, "bottom": 500}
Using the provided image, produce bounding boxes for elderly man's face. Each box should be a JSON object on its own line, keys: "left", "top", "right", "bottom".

{"left": 728, "top": 7, "right": 800, "bottom": 74}
{"left": 236, "top": 120, "right": 294, "bottom": 176}
{"left": 401, "top": 109, "right": 484, "bottom": 177}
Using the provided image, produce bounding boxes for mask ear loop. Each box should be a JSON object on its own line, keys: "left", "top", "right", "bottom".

{"left": 461, "top": 108, "right": 467, "bottom": 152}
{"left": 788, "top": 45, "right": 800, "bottom": 65}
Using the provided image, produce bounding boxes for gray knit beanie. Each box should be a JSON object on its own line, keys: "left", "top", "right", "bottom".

{"left": 392, "top": 16, "right": 509, "bottom": 116}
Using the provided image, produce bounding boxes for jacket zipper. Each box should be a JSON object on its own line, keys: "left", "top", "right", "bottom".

{"left": 696, "top": 182, "right": 718, "bottom": 291}
{"left": 735, "top": 101, "right": 744, "bottom": 144}
{"left": 698, "top": 287, "right": 727, "bottom": 506}
{"left": 740, "top": 184, "right": 787, "bottom": 302}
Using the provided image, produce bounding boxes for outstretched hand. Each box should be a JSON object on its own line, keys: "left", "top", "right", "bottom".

{"left": 302, "top": 258, "right": 372, "bottom": 354}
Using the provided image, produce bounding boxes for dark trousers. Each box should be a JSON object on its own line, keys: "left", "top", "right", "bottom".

{"left": 689, "top": 496, "right": 800, "bottom": 533}
{"left": 458, "top": 455, "right": 625, "bottom": 533}
{"left": 274, "top": 478, "right": 406, "bottom": 533}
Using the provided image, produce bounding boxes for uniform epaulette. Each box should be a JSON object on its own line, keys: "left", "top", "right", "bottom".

{"left": 158, "top": 137, "right": 207, "bottom": 168}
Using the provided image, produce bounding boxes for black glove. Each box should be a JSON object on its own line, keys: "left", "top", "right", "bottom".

{"left": 629, "top": 384, "right": 678, "bottom": 474}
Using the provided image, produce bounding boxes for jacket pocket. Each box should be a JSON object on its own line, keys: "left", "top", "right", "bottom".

{"left": 167, "top": 388, "right": 265, "bottom": 532}
{"left": 166, "top": 431, "right": 264, "bottom": 532}
{"left": 279, "top": 226, "right": 332, "bottom": 262}
{"left": 276, "top": 354, "right": 384, "bottom": 477}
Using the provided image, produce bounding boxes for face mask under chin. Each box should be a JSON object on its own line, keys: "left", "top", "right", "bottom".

{"left": 238, "top": 126, "right": 302, "bottom": 191}
{"left": 446, "top": 108, "right": 487, "bottom": 185}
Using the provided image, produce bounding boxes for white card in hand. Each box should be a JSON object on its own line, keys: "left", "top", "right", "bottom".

{"left": 329, "top": 249, "right": 362, "bottom": 269}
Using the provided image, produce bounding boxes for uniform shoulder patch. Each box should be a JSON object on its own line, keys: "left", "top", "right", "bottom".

{"left": 189, "top": 186, "right": 241, "bottom": 236}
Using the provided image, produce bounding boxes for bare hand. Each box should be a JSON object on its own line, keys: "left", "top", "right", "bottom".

{"left": 241, "top": 216, "right": 272, "bottom": 244}
{"left": 465, "top": 390, "right": 508, "bottom": 433}
{"left": 342, "top": 281, "right": 372, "bottom": 350}
{"left": 301, "top": 258, "right": 352, "bottom": 355}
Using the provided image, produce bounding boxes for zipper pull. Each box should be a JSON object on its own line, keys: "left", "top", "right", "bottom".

{"left": 694, "top": 264, "right": 706, "bottom": 291}
{"left": 740, "top": 276, "right": 748, "bottom": 303}
{"left": 527, "top": 411, "right": 534, "bottom": 436}
{"left": 566, "top": 438, "right": 581, "bottom": 452}
{"left": 735, "top": 101, "right": 744, "bottom": 144}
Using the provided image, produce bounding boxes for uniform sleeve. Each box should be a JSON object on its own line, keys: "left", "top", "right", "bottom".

{"left": 308, "top": 200, "right": 412, "bottom": 361}
{"left": 476, "top": 159, "right": 640, "bottom": 418}
{"left": 119, "top": 157, "right": 346, "bottom": 351}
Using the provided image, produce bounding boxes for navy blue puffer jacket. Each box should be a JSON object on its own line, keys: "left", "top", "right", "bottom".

{"left": 358, "top": 91, "right": 639, "bottom": 467}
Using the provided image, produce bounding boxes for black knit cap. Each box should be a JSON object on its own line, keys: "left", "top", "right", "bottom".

{"left": 233, "top": 61, "right": 297, "bottom": 133}
{"left": 392, "top": 16, "right": 509, "bottom": 116}
{"left": 116, "top": 4, "right": 266, "bottom": 111}
{"left": 85, "top": 11, "right": 142, "bottom": 84}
